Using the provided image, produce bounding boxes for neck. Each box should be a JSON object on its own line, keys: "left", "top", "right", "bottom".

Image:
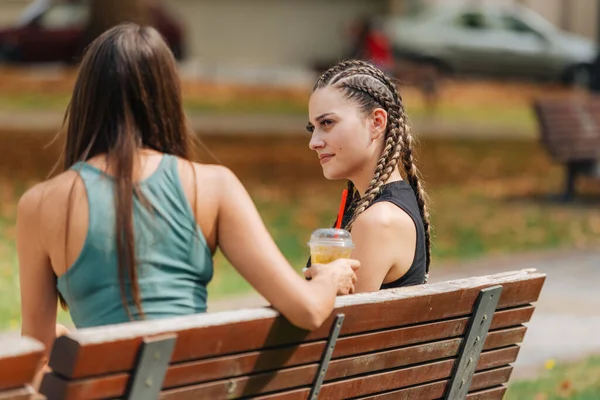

{"left": 351, "top": 165, "right": 403, "bottom": 197}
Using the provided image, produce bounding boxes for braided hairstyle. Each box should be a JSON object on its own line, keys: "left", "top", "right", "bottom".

{"left": 314, "top": 60, "right": 432, "bottom": 278}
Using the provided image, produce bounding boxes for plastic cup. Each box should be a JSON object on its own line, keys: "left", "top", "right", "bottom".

{"left": 308, "top": 228, "right": 354, "bottom": 264}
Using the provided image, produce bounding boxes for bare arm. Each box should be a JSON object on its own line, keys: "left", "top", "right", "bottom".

{"left": 350, "top": 202, "right": 416, "bottom": 293}
{"left": 214, "top": 167, "right": 358, "bottom": 330}
{"left": 16, "top": 185, "right": 58, "bottom": 388}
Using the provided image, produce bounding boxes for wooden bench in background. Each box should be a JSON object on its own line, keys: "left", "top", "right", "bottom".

{"left": 38, "top": 269, "right": 545, "bottom": 400}
{"left": 534, "top": 96, "right": 600, "bottom": 200}
{"left": 0, "top": 336, "right": 44, "bottom": 400}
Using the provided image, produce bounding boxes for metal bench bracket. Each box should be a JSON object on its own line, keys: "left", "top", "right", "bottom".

{"left": 444, "top": 285, "right": 503, "bottom": 400}
{"left": 125, "top": 333, "right": 177, "bottom": 400}
{"left": 309, "top": 314, "right": 345, "bottom": 400}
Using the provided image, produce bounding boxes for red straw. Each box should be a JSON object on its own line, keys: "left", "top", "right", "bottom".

{"left": 335, "top": 189, "right": 349, "bottom": 229}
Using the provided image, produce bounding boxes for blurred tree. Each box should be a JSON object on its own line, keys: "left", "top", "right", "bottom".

{"left": 84, "top": 0, "right": 149, "bottom": 45}
{"left": 560, "top": 0, "right": 571, "bottom": 31}
{"left": 389, "top": 0, "right": 423, "bottom": 16}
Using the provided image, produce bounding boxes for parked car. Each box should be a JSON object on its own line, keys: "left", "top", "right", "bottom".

{"left": 0, "top": 0, "right": 186, "bottom": 64}
{"left": 383, "top": 3, "right": 598, "bottom": 85}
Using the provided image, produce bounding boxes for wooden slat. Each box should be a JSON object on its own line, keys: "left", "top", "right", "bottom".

{"left": 0, "top": 337, "right": 44, "bottom": 391}
{"left": 535, "top": 98, "right": 600, "bottom": 163}
{"left": 39, "top": 315, "right": 530, "bottom": 399}
{"left": 534, "top": 100, "right": 600, "bottom": 114}
{"left": 545, "top": 135, "right": 600, "bottom": 143}
{"left": 41, "top": 337, "right": 520, "bottom": 399}
{"left": 49, "top": 270, "right": 545, "bottom": 379}
{"left": 296, "top": 347, "right": 517, "bottom": 400}
{"left": 352, "top": 374, "right": 508, "bottom": 400}
{"left": 466, "top": 385, "right": 507, "bottom": 400}
{"left": 539, "top": 124, "right": 600, "bottom": 133}
{"left": 357, "top": 381, "right": 447, "bottom": 400}
{"left": 249, "top": 363, "right": 514, "bottom": 400}
{"left": 0, "top": 386, "right": 37, "bottom": 400}
{"left": 160, "top": 322, "right": 524, "bottom": 391}
{"left": 544, "top": 138, "right": 600, "bottom": 146}
{"left": 157, "top": 346, "right": 518, "bottom": 399}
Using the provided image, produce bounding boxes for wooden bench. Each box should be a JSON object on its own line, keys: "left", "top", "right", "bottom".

{"left": 39, "top": 269, "right": 545, "bottom": 400}
{"left": 0, "top": 336, "right": 44, "bottom": 400}
{"left": 533, "top": 97, "right": 600, "bottom": 200}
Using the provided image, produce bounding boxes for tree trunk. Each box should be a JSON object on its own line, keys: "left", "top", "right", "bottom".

{"left": 84, "top": 0, "right": 150, "bottom": 46}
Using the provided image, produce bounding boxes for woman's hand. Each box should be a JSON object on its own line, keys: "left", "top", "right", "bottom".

{"left": 304, "top": 259, "right": 360, "bottom": 295}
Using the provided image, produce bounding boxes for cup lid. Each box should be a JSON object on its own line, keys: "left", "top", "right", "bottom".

{"left": 308, "top": 228, "right": 354, "bottom": 247}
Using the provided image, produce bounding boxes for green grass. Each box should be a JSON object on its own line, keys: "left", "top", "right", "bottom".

{"left": 506, "top": 356, "right": 600, "bottom": 399}
{"left": 0, "top": 92, "right": 536, "bottom": 131}
{"left": 0, "top": 93, "right": 71, "bottom": 111}
{"left": 0, "top": 216, "right": 73, "bottom": 328}
{"left": 1, "top": 136, "right": 599, "bottom": 331}
{"left": 0, "top": 217, "right": 20, "bottom": 330}
{"left": 406, "top": 102, "right": 536, "bottom": 131}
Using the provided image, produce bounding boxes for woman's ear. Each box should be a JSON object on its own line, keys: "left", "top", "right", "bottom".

{"left": 370, "top": 108, "right": 388, "bottom": 140}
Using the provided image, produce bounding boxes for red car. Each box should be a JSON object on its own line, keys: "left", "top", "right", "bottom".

{"left": 0, "top": 0, "right": 186, "bottom": 64}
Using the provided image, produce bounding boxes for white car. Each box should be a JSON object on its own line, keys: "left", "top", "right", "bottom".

{"left": 383, "top": 3, "right": 598, "bottom": 85}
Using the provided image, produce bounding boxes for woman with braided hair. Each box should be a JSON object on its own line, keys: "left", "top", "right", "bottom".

{"left": 305, "top": 59, "right": 432, "bottom": 292}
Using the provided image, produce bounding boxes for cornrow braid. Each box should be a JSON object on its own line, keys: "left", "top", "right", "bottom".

{"left": 338, "top": 78, "right": 402, "bottom": 230}
{"left": 314, "top": 60, "right": 377, "bottom": 89}
{"left": 397, "top": 108, "right": 432, "bottom": 279}
{"left": 314, "top": 59, "right": 432, "bottom": 280}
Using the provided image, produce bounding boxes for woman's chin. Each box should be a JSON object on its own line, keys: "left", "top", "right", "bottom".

{"left": 321, "top": 167, "right": 345, "bottom": 181}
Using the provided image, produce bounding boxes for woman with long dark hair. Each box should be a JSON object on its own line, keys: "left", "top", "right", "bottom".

{"left": 17, "top": 24, "right": 358, "bottom": 378}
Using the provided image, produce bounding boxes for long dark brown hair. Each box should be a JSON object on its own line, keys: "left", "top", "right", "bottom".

{"left": 313, "top": 60, "right": 432, "bottom": 279}
{"left": 58, "top": 23, "right": 196, "bottom": 318}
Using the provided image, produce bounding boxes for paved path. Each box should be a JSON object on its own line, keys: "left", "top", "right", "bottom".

{"left": 207, "top": 248, "right": 600, "bottom": 380}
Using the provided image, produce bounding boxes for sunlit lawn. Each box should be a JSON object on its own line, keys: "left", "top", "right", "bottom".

{"left": 1, "top": 132, "right": 599, "bottom": 330}
{"left": 506, "top": 356, "right": 600, "bottom": 400}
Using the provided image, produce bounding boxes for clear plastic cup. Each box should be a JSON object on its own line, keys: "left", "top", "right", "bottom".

{"left": 308, "top": 228, "right": 354, "bottom": 264}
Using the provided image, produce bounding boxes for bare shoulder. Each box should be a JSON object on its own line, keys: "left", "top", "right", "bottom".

{"left": 17, "top": 181, "right": 46, "bottom": 218}
{"left": 193, "top": 162, "right": 236, "bottom": 184}
{"left": 354, "top": 201, "right": 415, "bottom": 230}
{"left": 19, "top": 171, "right": 79, "bottom": 211}
{"left": 352, "top": 201, "right": 415, "bottom": 238}
{"left": 17, "top": 170, "right": 82, "bottom": 236}
{"left": 176, "top": 159, "right": 239, "bottom": 192}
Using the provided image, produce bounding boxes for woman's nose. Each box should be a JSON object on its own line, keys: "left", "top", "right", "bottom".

{"left": 309, "top": 133, "right": 325, "bottom": 151}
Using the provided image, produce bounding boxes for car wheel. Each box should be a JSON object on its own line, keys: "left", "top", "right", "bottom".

{"left": 0, "top": 45, "right": 8, "bottom": 63}
{"left": 171, "top": 42, "right": 184, "bottom": 61}
{"left": 0, "top": 43, "right": 21, "bottom": 63}
{"left": 563, "top": 64, "right": 592, "bottom": 88}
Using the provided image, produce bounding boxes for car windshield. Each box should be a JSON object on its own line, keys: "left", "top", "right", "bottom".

{"left": 16, "top": 0, "right": 51, "bottom": 27}
{"left": 16, "top": 0, "right": 90, "bottom": 27}
{"left": 456, "top": 12, "right": 489, "bottom": 29}
{"left": 500, "top": 15, "right": 537, "bottom": 34}
{"left": 514, "top": 5, "right": 558, "bottom": 34}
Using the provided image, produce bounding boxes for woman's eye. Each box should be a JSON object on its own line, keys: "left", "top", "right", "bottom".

{"left": 321, "top": 119, "right": 334, "bottom": 128}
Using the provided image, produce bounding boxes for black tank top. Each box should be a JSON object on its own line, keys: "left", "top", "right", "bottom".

{"left": 307, "top": 181, "right": 427, "bottom": 288}
{"left": 374, "top": 181, "right": 427, "bottom": 288}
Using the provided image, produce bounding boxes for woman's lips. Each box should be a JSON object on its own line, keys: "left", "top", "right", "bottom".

{"left": 319, "top": 154, "right": 334, "bottom": 164}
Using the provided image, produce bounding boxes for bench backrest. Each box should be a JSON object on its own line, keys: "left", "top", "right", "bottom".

{"left": 40, "top": 269, "right": 545, "bottom": 400}
{"left": 0, "top": 336, "right": 44, "bottom": 400}
{"left": 534, "top": 96, "right": 600, "bottom": 162}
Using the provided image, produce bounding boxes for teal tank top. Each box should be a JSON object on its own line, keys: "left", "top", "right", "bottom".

{"left": 57, "top": 154, "right": 213, "bottom": 328}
